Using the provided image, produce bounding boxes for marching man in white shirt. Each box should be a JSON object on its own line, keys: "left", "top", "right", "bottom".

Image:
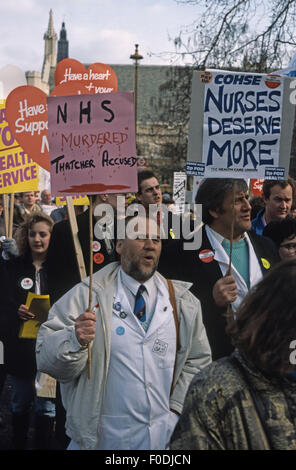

{"left": 36, "top": 214, "right": 211, "bottom": 450}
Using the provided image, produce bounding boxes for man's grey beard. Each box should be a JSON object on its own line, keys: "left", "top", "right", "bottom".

{"left": 124, "top": 258, "right": 158, "bottom": 283}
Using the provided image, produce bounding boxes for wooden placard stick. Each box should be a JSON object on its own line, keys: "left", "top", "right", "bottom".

{"left": 66, "top": 196, "right": 86, "bottom": 279}
{"left": 226, "top": 180, "right": 237, "bottom": 317}
{"left": 248, "top": 178, "right": 252, "bottom": 198}
{"left": 66, "top": 196, "right": 93, "bottom": 379}
{"left": 3, "top": 194, "right": 9, "bottom": 237}
{"left": 226, "top": 180, "right": 237, "bottom": 276}
{"left": 87, "top": 195, "right": 93, "bottom": 380}
{"left": 9, "top": 193, "right": 15, "bottom": 238}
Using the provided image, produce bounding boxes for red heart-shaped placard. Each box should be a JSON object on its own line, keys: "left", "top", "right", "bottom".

{"left": 6, "top": 85, "right": 50, "bottom": 171}
{"left": 51, "top": 58, "right": 118, "bottom": 97}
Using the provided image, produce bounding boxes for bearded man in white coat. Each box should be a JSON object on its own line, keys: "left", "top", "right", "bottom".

{"left": 36, "top": 215, "right": 211, "bottom": 450}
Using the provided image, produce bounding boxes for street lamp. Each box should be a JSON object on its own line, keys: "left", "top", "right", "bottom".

{"left": 130, "top": 44, "right": 143, "bottom": 135}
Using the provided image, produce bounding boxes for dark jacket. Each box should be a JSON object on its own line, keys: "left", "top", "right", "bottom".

{"left": 170, "top": 350, "right": 296, "bottom": 450}
{"left": 158, "top": 226, "right": 280, "bottom": 360}
{"left": 0, "top": 253, "right": 48, "bottom": 379}
{"left": 0, "top": 215, "right": 5, "bottom": 237}
{"left": 45, "top": 209, "right": 118, "bottom": 304}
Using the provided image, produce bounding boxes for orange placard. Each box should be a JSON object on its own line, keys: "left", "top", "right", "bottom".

{"left": 51, "top": 58, "right": 118, "bottom": 97}
{"left": 5, "top": 60, "right": 118, "bottom": 173}
{"left": 5, "top": 86, "right": 50, "bottom": 171}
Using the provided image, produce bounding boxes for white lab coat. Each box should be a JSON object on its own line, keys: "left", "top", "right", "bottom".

{"left": 37, "top": 262, "right": 212, "bottom": 450}
{"left": 69, "top": 272, "right": 177, "bottom": 450}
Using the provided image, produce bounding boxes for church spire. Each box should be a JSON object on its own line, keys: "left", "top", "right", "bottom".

{"left": 57, "top": 21, "right": 69, "bottom": 63}
{"left": 46, "top": 8, "right": 55, "bottom": 37}
{"left": 42, "top": 9, "right": 57, "bottom": 81}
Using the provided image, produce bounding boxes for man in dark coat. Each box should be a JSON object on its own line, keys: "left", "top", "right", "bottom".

{"left": 161, "top": 178, "right": 280, "bottom": 360}
{"left": 135, "top": 170, "right": 194, "bottom": 274}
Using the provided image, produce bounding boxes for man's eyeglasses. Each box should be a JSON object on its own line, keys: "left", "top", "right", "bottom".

{"left": 279, "top": 243, "right": 296, "bottom": 252}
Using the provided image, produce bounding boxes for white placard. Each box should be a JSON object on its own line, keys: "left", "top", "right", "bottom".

{"left": 187, "top": 70, "right": 295, "bottom": 180}
{"left": 173, "top": 172, "right": 187, "bottom": 214}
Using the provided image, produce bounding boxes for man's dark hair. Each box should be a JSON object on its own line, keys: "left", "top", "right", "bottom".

{"left": 263, "top": 218, "right": 296, "bottom": 248}
{"left": 262, "top": 178, "right": 295, "bottom": 199}
{"left": 195, "top": 178, "right": 248, "bottom": 225}
{"left": 250, "top": 195, "right": 265, "bottom": 219}
{"left": 226, "top": 258, "right": 296, "bottom": 376}
{"left": 137, "top": 170, "right": 157, "bottom": 194}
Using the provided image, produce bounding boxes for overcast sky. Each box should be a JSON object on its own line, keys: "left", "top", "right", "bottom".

{"left": 0, "top": 0, "right": 201, "bottom": 73}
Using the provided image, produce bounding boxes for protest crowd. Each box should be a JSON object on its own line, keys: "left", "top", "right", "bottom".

{"left": 1, "top": 54, "right": 296, "bottom": 452}
{"left": 0, "top": 171, "right": 296, "bottom": 451}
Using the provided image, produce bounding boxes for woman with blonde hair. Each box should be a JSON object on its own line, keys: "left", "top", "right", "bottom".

{"left": 1, "top": 212, "right": 55, "bottom": 449}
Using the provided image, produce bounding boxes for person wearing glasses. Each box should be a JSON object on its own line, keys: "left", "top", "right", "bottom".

{"left": 263, "top": 218, "right": 296, "bottom": 261}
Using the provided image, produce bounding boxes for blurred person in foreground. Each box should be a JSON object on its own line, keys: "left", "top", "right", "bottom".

{"left": 170, "top": 259, "right": 296, "bottom": 450}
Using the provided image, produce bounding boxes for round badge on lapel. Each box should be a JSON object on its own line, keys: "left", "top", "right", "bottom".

{"left": 93, "top": 253, "right": 104, "bottom": 264}
{"left": 119, "top": 311, "right": 127, "bottom": 319}
{"left": 21, "top": 277, "right": 33, "bottom": 290}
{"left": 113, "top": 302, "right": 121, "bottom": 312}
{"left": 199, "top": 249, "right": 215, "bottom": 263}
{"left": 92, "top": 241, "right": 101, "bottom": 253}
{"left": 116, "top": 326, "right": 125, "bottom": 336}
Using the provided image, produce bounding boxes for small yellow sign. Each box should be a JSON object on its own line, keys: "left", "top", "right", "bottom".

{"left": 19, "top": 292, "right": 50, "bottom": 339}
{"left": 56, "top": 195, "right": 89, "bottom": 206}
{"left": 0, "top": 101, "right": 39, "bottom": 194}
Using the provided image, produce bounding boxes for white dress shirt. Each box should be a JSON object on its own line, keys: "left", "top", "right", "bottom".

{"left": 206, "top": 225, "right": 263, "bottom": 312}
{"left": 120, "top": 268, "right": 158, "bottom": 332}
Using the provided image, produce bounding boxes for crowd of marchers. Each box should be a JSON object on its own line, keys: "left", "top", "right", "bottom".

{"left": 0, "top": 173, "right": 296, "bottom": 450}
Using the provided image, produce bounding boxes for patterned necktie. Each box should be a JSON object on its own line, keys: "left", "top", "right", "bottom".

{"left": 134, "top": 285, "right": 146, "bottom": 323}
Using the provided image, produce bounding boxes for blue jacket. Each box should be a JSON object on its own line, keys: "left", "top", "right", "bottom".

{"left": 251, "top": 209, "right": 265, "bottom": 235}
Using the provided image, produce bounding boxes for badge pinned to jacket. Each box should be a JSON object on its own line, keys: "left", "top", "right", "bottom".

{"left": 92, "top": 241, "right": 101, "bottom": 253}
{"left": 261, "top": 258, "right": 271, "bottom": 269}
{"left": 93, "top": 252, "right": 104, "bottom": 264}
{"left": 116, "top": 326, "right": 125, "bottom": 336}
{"left": 21, "top": 277, "right": 34, "bottom": 290}
{"left": 169, "top": 229, "right": 175, "bottom": 239}
{"left": 199, "top": 249, "right": 215, "bottom": 263}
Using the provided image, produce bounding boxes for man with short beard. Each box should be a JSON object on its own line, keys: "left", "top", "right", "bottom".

{"left": 36, "top": 215, "right": 211, "bottom": 450}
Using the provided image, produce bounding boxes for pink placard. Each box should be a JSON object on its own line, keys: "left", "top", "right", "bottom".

{"left": 47, "top": 91, "right": 137, "bottom": 196}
